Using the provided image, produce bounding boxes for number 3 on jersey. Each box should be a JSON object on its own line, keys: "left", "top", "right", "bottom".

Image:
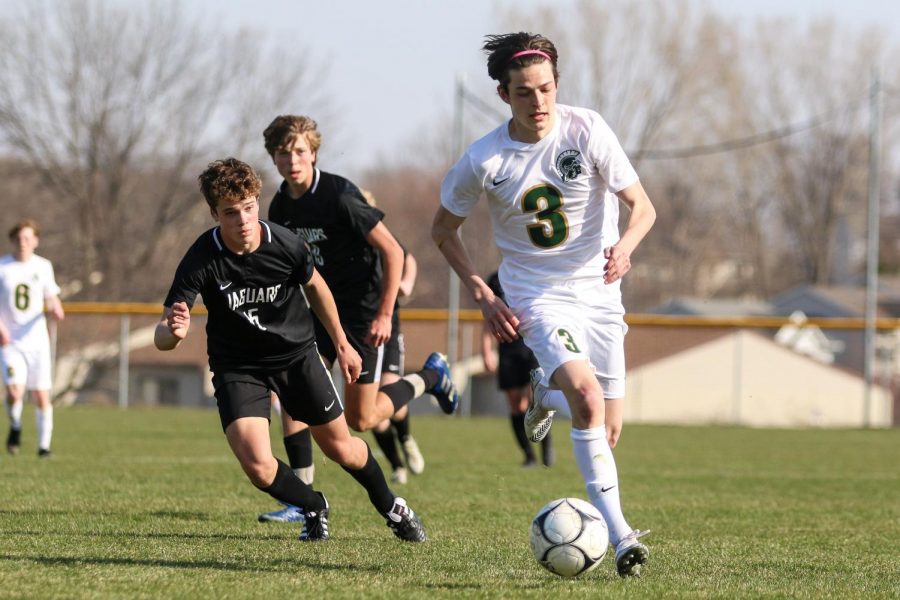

{"left": 522, "top": 184, "right": 568, "bottom": 249}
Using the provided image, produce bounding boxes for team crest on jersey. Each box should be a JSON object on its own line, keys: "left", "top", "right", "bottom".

{"left": 555, "top": 149, "right": 582, "bottom": 182}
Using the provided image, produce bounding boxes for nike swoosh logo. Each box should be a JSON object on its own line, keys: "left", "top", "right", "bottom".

{"left": 219, "top": 282, "right": 233, "bottom": 290}
{"left": 324, "top": 399, "right": 335, "bottom": 411}
{"left": 492, "top": 176, "right": 511, "bottom": 186}
{"left": 359, "top": 371, "right": 369, "bottom": 376}
{"left": 600, "top": 485, "right": 617, "bottom": 493}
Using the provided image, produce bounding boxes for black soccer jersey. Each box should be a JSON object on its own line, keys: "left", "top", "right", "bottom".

{"left": 269, "top": 169, "right": 384, "bottom": 322}
{"left": 163, "top": 221, "right": 316, "bottom": 372}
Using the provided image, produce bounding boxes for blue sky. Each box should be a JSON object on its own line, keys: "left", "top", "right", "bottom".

{"left": 183, "top": 0, "right": 898, "bottom": 177}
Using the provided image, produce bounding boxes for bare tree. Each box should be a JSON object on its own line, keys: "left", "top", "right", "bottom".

{"left": 0, "top": 0, "right": 330, "bottom": 300}
{"left": 723, "top": 18, "right": 888, "bottom": 287}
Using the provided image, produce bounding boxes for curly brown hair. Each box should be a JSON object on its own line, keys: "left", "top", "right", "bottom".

{"left": 263, "top": 115, "right": 322, "bottom": 162}
{"left": 483, "top": 32, "right": 559, "bottom": 91}
{"left": 197, "top": 158, "right": 262, "bottom": 210}
{"left": 8, "top": 218, "right": 40, "bottom": 240}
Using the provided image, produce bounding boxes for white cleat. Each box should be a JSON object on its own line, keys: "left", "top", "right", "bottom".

{"left": 615, "top": 529, "right": 651, "bottom": 577}
{"left": 391, "top": 467, "right": 408, "bottom": 485}
{"left": 401, "top": 437, "right": 425, "bottom": 475}
{"left": 525, "top": 367, "right": 555, "bottom": 443}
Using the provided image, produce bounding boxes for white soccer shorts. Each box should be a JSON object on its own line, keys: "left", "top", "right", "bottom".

{"left": 515, "top": 296, "right": 628, "bottom": 400}
{"left": 1, "top": 343, "right": 54, "bottom": 390}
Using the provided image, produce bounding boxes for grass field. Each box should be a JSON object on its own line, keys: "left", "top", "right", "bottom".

{"left": 0, "top": 406, "right": 898, "bottom": 599}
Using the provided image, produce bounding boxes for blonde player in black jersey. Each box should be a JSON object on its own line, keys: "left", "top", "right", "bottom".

{"left": 257, "top": 116, "right": 455, "bottom": 522}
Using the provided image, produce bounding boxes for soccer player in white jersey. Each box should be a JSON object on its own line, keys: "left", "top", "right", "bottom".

{"left": 432, "top": 32, "right": 657, "bottom": 577}
{"left": 0, "top": 220, "right": 65, "bottom": 457}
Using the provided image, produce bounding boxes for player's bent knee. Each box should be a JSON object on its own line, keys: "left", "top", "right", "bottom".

{"left": 345, "top": 412, "right": 379, "bottom": 432}
{"left": 243, "top": 460, "right": 277, "bottom": 488}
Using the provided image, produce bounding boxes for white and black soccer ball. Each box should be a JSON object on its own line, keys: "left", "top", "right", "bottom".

{"left": 530, "top": 497, "right": 609, "bottom": 578}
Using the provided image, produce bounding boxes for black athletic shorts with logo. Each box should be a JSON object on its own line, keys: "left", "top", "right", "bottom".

{"left": 212, "top": 344, "right": 343, "bottom": 431}
{"left": 382, "top": 313, "right": 404, "bottom": 377}
{"left": 497, "top": 342, "right": 540, "bottom": 390}
{"left": 313, "top": 318, "right": 383, "bottom": 385}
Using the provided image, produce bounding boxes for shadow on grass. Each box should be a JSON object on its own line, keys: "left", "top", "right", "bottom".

{"left": 1, "top": 529, "right": 293, "bottom": 542}
{"left": 0, "top": 553, "right": 382, "bottom": 574}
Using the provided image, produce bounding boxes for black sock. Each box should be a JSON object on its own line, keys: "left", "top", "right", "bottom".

{"left": 373, "top": 429, "right": 404, "bottom": 469}
{"left": 541, "top": 429, "right": 554, "bottom": 464}
{"left": 341, "top": 444, "right": 395, "bottom": 514}
{"left": 283, "top": 429, "right": 313, "bottom": 470}
{"left": 259, "top": 459, "right": 324, "bottom": 511}
{"left": 381, "top": 380, "right": 416, "bottom": 412}
{"left": 390, "top": 413, "right": 410, "bottom": 442}
{"left": 511, "top": 413, "right": 535, "bottom": 458}
{"left": 418, "top": 367, "right": 440, "bottom": 390}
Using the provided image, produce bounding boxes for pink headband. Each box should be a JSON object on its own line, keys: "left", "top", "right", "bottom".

{"left": 508, "top": 49, "right": 551, "bottom": 64}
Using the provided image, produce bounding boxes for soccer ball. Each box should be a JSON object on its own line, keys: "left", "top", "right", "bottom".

{"left": 530, "top": 497, "right": 609, "bottom": 578}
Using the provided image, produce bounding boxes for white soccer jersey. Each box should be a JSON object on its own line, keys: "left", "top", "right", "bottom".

{"left": 441, "top": 104, "right": 638, "bottom": 307}
{"left": 0, "top": 254, "right": 60, "bottom": 349}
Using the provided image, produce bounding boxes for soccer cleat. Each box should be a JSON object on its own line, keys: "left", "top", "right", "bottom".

{"left": 299, "top": 494, "right": 330, "bottom": 541}
{"left": 423, "top": 352, "right": 459, "bottom": 414}
{"left": 37, "top": 449, "right": 51, "bottom": 458}
{"left": 258, "top": 502, "right": 305, "bottom": 523}
{"left": 401, "top": 437, "right": 425, "bottom": 474}
{"left": 385, "top": 497, "right": 426, "bottom": 542}
{"left": 391, "top": 467, "right": 408, "bottom": 485}
{"left": 525, "top": 368, "right": 555, "bottom": 443}
{"left": 615, "top": 529, "right": 651, "bottom": 577}
{"left": 6, "top": 428, "right": 21, "bottom": 455}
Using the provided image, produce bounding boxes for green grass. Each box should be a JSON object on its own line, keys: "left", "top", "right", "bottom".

{"left": 0, "top": 406, "right": 898, "bottom": 599}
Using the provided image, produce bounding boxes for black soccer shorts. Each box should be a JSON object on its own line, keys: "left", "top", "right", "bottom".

{"left": 212, "top": 344, "right": 343, "bottom": 431}
{"left": 313, "top": 318, "right": 385, "bottom": 385}
{"left": 497, "top": 342, "right": 540, "bottom": 390}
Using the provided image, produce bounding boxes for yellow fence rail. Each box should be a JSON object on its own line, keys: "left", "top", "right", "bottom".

{"left": 61, "top": 302, "right": 900, "bottom": 330}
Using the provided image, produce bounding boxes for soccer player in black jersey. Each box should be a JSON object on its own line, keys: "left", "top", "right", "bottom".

{"left": 155, "top": 158, "right": 426, "bottom": 542}
{"left": 360, "top": 197, "right": 425, "bottom": 485}
{"left": 256, "top": 116, "right": 457, "bottom": 522}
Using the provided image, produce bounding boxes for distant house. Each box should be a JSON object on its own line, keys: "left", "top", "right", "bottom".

{"left": 652, "top": 297, "right": 774, "bottom": 317}
{"left": 770, "top": 284, "right": 900, "bottom": 375}
{"left": 624, "top": 326, "right": 892, "bottom": 428}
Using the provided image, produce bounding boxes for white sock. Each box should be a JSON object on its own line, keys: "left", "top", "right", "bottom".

{"left": 293, "top": 465, "right": 315, "bottom": 486}
{"left": 36, "top": 406, "right": 53, "bottom": 451}
{"left": 539, "top": 388, "right": 572, "bottom": 419}
{"left": 8, "top": 401, "right": 23, "bottom": 430}
{"left": 401, "top": 373, "right": 426, "bottom": 398}
{"left": 571, "top": 426, "right": 631, "bottom": 545}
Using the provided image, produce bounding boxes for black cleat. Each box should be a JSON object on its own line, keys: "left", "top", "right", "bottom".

{"left": 385, "top": 497, "right": 426, "bottom": 542}
{"left": 38, "top": 448, "right": 52, "bottom": 458}
{"left": 299, "top": 493, "right": 329, "bottom": 541}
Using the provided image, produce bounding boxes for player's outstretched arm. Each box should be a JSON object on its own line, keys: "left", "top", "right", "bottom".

{"left": 481, "top": 320, "right": 498, "bottom": 373}
{"left": 431, "top": 206, "right": 520, "bottom": 343}
{"left": 398, "top": 252, "right": 418, "bottom": 301}
{"left": 303, "top": 269, "right": 362, "bottom": 383}
{"left": 46, "top": 294, "right": 65, "bottom": 321}
{"left": 364, "top": 221, "right": 403, "bottom": 347}
{"left": 604, "top": 181, "right": 657, "bottom": 285}
{"left": 155, "top": 302, "right": 190, "bottom": 351}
